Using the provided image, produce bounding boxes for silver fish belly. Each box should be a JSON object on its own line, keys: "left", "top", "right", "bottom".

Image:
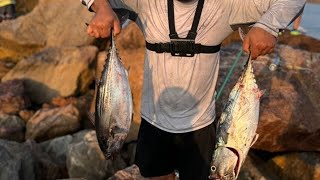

{"left": 210, "top": 58, "right": 262, "bottom": 180}
{"left": 95, "top": 33, "right": 133, "bottom": 159}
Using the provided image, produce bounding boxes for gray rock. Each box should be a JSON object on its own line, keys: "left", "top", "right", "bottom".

{"left": 2, "top": 46, "right": 97, "bottom": 104}
{"left": 40, "top": 134, "right": 73, "bottom": 165}
{"left": 26, "top": 104, "right": 80, "bottom": 141}
{"left": 0, "top": 113, "right": 25, "bottom": 142}
{"left": 67, "top": 130, "right": 127, "bottom": 180}
{"left": 0, "top": 139, "right": 36, "bottom": 180}
{"left": 25, "top": 140, "right": 68, "bottom": 180}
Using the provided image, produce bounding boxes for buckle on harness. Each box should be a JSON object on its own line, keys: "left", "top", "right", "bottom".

{"left": 170, "top": 39, "right": 195, "bottom": 57}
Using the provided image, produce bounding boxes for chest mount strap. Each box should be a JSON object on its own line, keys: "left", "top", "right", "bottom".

{"left": 146, "top": 0, "right": 221, "bottom": 57}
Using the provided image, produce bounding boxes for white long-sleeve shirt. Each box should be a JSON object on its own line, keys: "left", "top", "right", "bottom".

{"left": 81, "top": 0, "right": 305, "bottom": 133}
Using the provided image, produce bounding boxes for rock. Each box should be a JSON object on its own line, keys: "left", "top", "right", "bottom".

{"left": 40, "top": 135, "right": 73, "bottom": 165}
{"left": 216, "top": 43, "right": 320, "bottom": 152}
{"left": 107, "top": 165, "right": 149, "bottom": 180}
{"left": 0, "top": 60, "right": 15, "bottom": 79}
{"left": 238, "top": 151, "right": 280, "bottom": 180}
{"left": 269, "top": 152, "right": 320, "bottom": 180}
{"left": 2, "top": 46, "right": 98, "bottom": 104}
{"left": 50, "top": 93, "right": 94, "bottom": 129}
{"left": 253, "top": 46, "right": 320, "bottom": 152}
{"left": 19, "top": 109, "right": 35, "bottom": 123}
{"left": 0, "top": 139, "right": 36, "bottom": 180}
{"left": 0, "top": 0, "right": 94, "bottom": 61}
{"left": 26, "top": 104, "right": 80, "bottom": 141}
{"left": 67, "top": 130, "right": 127, "bottom": 180}
{"left": 0, "top": 113, "right": 25, "bottom": 142}
{"left": 25, "top": 140, "right": 68, "bottom": 180}
{"left": 0, "top": 79, "right": 29, "bottom": 114}
{"left": 16, "top": 0, "right": 39, "bottom": 15}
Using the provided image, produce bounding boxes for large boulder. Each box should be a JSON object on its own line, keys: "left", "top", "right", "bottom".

{"left": 66, "top": 130, "right": 127, "bottom": 180}
{"left": 2, "top": 46, "right": 98, "bottom": 104}
{"left": 216, "top": 43, "right": 320, "bottom": 152}
{"left": 26, "top": 104, "right": 80, "bottom": 141}
{"left": 253, "top": 46, "right": 320, "bottom": 152}
{"left": 0, "top": 0, "right": 94, "bottom": 61}
{"left": 40, "top": 134, "right": 73, "bottom": 166}
{"left": 25, "top": 140, "right": 69, "bottom": 180}
{"left": 0, "top": 139, "right": 36, "bottom": 180}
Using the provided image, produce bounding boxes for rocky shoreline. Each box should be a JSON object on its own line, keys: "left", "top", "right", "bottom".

{"left": 0, "top": 0, "right": 319, "bottom": 180}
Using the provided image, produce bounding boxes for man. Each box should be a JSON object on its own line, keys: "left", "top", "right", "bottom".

{"left": 0, "top": 0, "right": 16, "bottom": 22}
{"left": 80, "top": 0, "right": 305, "bottom": 179}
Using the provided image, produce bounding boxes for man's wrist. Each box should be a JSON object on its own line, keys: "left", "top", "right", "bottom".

{"left": 253, "top": 22, "right": 279, "bottom": 38}
{"left": 91, "top": 0, "right": 111, "bottom": 13}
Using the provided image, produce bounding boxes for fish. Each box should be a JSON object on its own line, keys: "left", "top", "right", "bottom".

{"left": 209, "top": 57, "right": 263, "bottom": 180}
{"left": 95, "top": 12, "right": 133, "bottom": 159}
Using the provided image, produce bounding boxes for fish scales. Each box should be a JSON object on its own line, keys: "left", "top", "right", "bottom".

{"left": 95, "top": 32, "right": 133, "bottom": 159}
{"left": 210, "top": 58, "right": 262, "bottom": 180}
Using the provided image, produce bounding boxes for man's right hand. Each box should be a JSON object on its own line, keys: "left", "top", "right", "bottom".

{"left": 87, "top": 0, "right": 121, "bottom": 38}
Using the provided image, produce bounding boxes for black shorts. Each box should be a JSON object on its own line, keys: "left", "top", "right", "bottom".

{"left": 135, "top": 119, "right": 216, "bottom": 180}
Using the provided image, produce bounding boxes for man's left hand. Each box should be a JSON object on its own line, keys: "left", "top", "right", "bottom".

{"left": 243, "top": 27, "right": 277, "bottom": 60}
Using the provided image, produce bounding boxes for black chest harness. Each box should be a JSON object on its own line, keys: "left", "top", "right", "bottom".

{"left": 146, "top": 0, "right": 221, "bottom": 57}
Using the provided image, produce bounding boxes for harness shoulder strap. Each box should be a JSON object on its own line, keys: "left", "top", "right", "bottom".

{"left": 187, "top": 0, "right": 205, "bottom": 39}
{"left": 168, "top": 0, "right": 205, "bottom": 40}
{"left": 168, "top": 0, "right": 179, "bottom": 39}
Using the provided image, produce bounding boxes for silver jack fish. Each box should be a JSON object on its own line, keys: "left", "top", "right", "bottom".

{"left": 95, "top": 14, "right": 133, "bottom": 159}
{"left": 209, "top": 57, "right": 263, "bottom": 180}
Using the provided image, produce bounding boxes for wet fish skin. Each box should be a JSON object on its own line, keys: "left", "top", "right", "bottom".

{"left": 95, "top": 32, "right": 133, "bottom": 159}
{"left": 210, "top": 58, "right": 261, "bottom": 180}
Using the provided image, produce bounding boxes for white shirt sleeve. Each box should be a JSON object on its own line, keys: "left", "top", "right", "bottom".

{"left": 227, "top": 0, "right": 306, "bottom": 37}
{"left": 80, "top": 0, "right": 140, "bottom": 13}
{"left": 80, "top": 0, "right": 95, "bottom": 11}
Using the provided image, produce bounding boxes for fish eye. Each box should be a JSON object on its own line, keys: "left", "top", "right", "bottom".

{"left": 211, "top": 166, "right": 216, "bottom": 172}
